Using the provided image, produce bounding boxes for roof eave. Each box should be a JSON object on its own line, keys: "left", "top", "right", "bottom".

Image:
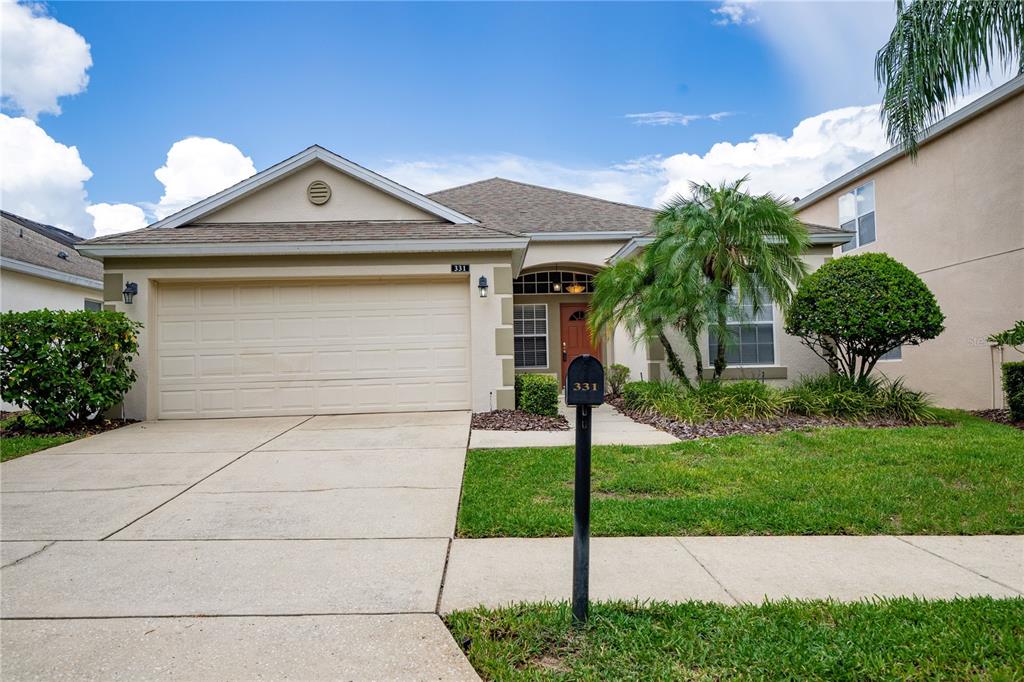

{"left": 75, "top": 237, "right": 529, "bottom": 259}
{"left": 1, "top": 256, "right": 103, "bottom": 290}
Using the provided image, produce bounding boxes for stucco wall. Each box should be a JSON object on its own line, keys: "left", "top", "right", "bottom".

{"left": 102, "top": 252, "right": 512, "bottom": 419}
{"left": 202, "top": 161, "right": 438, "bottom": 224}
{"left": 796, "top": 89, "right": 1024, "bottom": 408}
{"left": 1, "top": 268, "right": 101, "bottom": 313}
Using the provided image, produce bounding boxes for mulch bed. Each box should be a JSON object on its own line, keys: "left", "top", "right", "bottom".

{"left": 971, "top": 409, "right": 1024, "bottom": 431}
{"left": 472, "top": 410, "right": 570, "bottom": 431}
{"left": 1, "top": 416, "right": 137, "bottom": 438}
{"left": 607, "top": 396, "right": 947, "bottom": 441}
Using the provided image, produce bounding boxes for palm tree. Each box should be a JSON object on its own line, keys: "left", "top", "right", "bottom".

{"left": 876, "top": 0, "right": 1024, "bottom": 154}
{"left": 649, "top": 177, "right": 809, "bottom": 381}
{"left": 589, "top": 257, "right": 705, "bottom": 389}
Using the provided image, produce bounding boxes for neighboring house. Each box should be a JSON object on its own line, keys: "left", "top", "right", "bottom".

{"left": 1, "top": 211, "right": 104, "bottom": 313}
{"left": 1, "top": 211, "right": 105, "bottom": 410}
{"left": 795, "top": 75, "right": 1024, "bottom": 409}
{"left": 77, "top": 146, "right": 852, "bottom": 420}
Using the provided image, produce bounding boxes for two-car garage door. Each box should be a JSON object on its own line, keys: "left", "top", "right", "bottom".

{"left": 156, "top": 279, "right": 470, "bottom": 419}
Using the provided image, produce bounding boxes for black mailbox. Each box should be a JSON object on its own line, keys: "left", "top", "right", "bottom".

{"left": 565, "top": 355, "right": 605, "bottom": 406}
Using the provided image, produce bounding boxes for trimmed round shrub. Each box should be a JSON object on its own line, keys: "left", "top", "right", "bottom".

{"left": 0, "top": 310, "right": 142, "bottom": 429}
{"left": 784, "top": 253, "right": 944, "bottom": 381}
{"left": 515, "top": 373, "right": 560, "bottom": 417}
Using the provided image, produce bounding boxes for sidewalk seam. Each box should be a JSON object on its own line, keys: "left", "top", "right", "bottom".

{"left": 894, "top": 536, "right": 1023, "bottom": 596}
{"left": 674, "top": 538, "right": 741, "bottom": 605}
{"left": 98, "top": 416, "right": 316, "bottom": 541}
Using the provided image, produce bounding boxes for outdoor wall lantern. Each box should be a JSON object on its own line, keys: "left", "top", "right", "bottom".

{"left": 478, "top": 275, "right": 489, "bottom": 298}
{"left": 122, "top": 282, "right": 138, "bottom": 304}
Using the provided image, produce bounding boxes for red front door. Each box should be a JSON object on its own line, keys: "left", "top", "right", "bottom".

{"left": 560, "top": 303, "right": 602, "bottom": 380}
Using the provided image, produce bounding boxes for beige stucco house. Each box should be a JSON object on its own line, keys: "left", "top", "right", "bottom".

{"left": 77, "top": 145, "right": 850, "bottom": 420}
{"left": 794, "top": 75, "right": 1024, "bottom": 409}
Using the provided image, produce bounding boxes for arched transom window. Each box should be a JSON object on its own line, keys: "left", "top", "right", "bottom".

{"left": 513, "top": 271, "right": 594, "bottom": 295}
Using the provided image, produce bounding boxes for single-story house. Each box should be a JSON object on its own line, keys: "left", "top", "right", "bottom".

{"left": 77, "top": 146, "right": 851, "bottom": 420}
{"left": 2, "top": 211, "right": 103, "bottom": 313}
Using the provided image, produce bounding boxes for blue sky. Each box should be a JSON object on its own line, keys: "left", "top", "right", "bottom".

{"left": 6, "top": 1, "right": 984, "bottom": 237}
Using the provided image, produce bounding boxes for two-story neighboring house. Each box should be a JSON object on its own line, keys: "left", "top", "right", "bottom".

{"left": 794, "top": 75, "right": 1024, "bottom": 409}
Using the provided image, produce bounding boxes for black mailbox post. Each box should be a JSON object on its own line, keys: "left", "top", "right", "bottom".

{"left": 564, "top": 355, "right": 604, "bottom": 626}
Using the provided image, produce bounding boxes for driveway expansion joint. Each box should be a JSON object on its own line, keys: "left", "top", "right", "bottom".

{"left": 0, "top": 541, "right": 56, "bottom": 570}
{"left": 99, "top": 415, "right": 316, "bottom": 541}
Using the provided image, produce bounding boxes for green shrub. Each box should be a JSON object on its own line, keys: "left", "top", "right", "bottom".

{"left": 0, "top": 310, "right": 142, "bottom": 429}
{"left": 1002, "top": 362, "right": 1024, "bottom": 421}
{"left": 785, "top": 253, "right": 944, "bottom": 381}
{"left": 606, "top": 364, "right": 630, "bottom": 396}
{"left": 785, "top": 374, "right": 935, "bottom": 424}
{"left": 515, "top": 373, "right": 559, "bottom": 417}
{"left": 622, "top": 381, "right": 683, "bottom": 412}
{"left": 706, "top": 380, "right": 791, "bottom": 420}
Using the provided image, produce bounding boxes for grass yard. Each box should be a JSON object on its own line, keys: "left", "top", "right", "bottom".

{"left": 446, "top": 598, "right": 1024, "bottom": 680}
{"left": 0, "top": 432, "right": 79, "bottom": 462}
{"left": 458, "top": 410, "right": 1024, "bottom": 537}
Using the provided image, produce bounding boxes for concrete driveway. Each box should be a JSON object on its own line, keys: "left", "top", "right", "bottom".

{"left": 1, "top": 413, "right": 479, "bottom": 680}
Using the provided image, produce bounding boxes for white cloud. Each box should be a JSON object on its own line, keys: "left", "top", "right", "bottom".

{"left": 86, "top": 202, "right": 148, "bottom": 237}
{"left": 150, "top": 137, "right": 257, "bottom": 220}
{"left": 0, "top": 113, "right": 93, "bottom": 232}
{"left": 655, "top": 104, "right": 888, "bottom": 204}
{"left": 0, "top": 0, "right": 92, "bottom": 119}
{"left": 625, "top": 111, "right": 734, "bottom": 126}
{"left": 385, "top": 104, "right": 891, "bottom": 209}
{"left": 712, "top": 0, "right": 758, "bottom": 26}
{"left": 382, "top": 154, "right": 664, "bottom": 207}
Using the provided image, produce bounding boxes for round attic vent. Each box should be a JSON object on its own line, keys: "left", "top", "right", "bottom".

{"left": 307, "top": 180, "right": 332, "bottom": 205}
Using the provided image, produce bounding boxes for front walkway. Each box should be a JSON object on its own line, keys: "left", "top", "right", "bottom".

{"left": 469, "top": 399, "right": 678, "bottom": 448}
{"left": 1, "top": 413, "right": 479, "bottom": 681}
{"left": 440, "top": 535, "right": 1024, "bottom": 611}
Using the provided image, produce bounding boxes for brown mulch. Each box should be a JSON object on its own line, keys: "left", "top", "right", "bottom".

{"left": 971, "top": 408, "right": 1024, "bottom": 431}
{"left": 607, "top": 396, "right": 947, "bottom": 442}
{"left": 1, "top": 415, "right": 138, "bottom": 438}
{"left": 472, "top": 410, "right": 570, "bottom": 431}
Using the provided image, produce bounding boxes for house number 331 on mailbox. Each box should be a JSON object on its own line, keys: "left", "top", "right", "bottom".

{"left": 564, "top": 355, "right": 604, "bottom": 626}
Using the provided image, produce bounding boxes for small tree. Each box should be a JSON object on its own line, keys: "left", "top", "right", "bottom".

{"left": 785, "top": 253, "right": 944, "bottom": 382}
{"left": 988, "top": 320, "right": 1024, "bottom": 354}
{"left": 0, "top": 310, "right": 142, "bottom": 429}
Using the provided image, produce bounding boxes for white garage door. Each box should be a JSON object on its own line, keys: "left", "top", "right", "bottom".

{"left": 156, "top": 279, "right": 471, "bottom": 419}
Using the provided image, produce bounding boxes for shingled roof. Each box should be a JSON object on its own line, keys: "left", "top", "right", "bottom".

{"left": 1, "top": 212, "right": 102, "bottom": 281}
{"left": 428, "top": 178, "right": 657, "bottom": 234}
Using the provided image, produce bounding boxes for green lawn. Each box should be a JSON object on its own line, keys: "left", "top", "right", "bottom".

{"left": 0, "top": 432, "right": 78, "bottom": 462}
{"left": 458, "top": 410, "right": 1024, "bottom": 537}
{"left": 447, "top": 598, "right": 1024, "bottom": 681}
{"left": 0, "top": 414, "right": 80, "bottom": 462}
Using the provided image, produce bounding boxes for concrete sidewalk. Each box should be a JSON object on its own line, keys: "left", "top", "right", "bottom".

{"left": 469, "top": 401, "right": 677, "bottom": 448}
{"left": 440, "top": 535, "right": 1024, "bottom": 612}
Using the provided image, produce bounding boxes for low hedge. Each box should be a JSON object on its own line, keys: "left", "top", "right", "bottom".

{"left": 515, "top": 373, "right": 559, "bottom": 417}
{"left": 620, "top": 375, "right": 935, "bottom": 424}
{"left": 0, "top": 309, "right": 142, "bottom": 429}
{"left": 1003, "top": 362, "right": 1024, "bottom": 421}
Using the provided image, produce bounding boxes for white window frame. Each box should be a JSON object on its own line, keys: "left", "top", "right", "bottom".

{"left": 513, "top": 303, "right": 549, "bottom": 369}
{"left": 708, "top": 288, "right": 778, "bottom": 368}
{"left": 839, "top": 180, "right": 877, "bottom": 252}
{"left": 879, "top": 345, "right": 902, "bottom": 362}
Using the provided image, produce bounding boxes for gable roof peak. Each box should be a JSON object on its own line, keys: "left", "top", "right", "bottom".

{"left": 147, "top": 145, "right": 478, "bottom": 231}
